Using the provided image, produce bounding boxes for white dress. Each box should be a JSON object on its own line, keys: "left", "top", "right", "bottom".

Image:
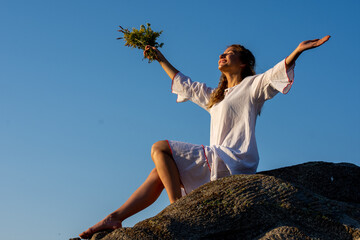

{"left": 167, "top": 59, "right": 295, "bottom": 195}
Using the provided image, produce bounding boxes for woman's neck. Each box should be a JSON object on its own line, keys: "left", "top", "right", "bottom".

{"left": 224, "top": 72, "right": 243, "bottom": 88}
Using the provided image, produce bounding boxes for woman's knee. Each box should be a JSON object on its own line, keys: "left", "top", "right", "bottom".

{"left": 151, "top": 140, "right": 172, "bottom": 160}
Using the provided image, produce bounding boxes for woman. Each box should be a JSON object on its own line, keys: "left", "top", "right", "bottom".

{"left": 79, "top": 35, "right": 330, "bottom": 239}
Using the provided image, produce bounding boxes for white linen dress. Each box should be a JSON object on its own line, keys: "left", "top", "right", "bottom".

{"left": 166, "top": 59, "right": 295, "bottom": 196}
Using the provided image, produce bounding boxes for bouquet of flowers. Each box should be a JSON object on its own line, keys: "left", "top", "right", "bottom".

{"left": 117, "top": 23, "right": 164, "bottom": 63}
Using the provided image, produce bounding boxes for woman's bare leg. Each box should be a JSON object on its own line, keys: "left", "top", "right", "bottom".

{"left": 151, "top": 140, "right": 182, "bottom": 203}
{"left": 79, "top": 140, "right": 182, "bottom": 239}
{"left": 79, "top": 168, "right": 164, "bottom": 239}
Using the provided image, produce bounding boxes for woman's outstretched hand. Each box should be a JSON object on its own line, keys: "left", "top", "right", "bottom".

{"left": 143, "top": 45, "right": 166, "bottom": 62}
{"left": 296, "top": 35, "right": 331, "bottom": 53}
{"left": 286, "top": 35, "right": 331, "bottom": 68}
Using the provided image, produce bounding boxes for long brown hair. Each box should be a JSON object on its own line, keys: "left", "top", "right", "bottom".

{"left": 207, "top": 44, "right": 256, "bottom": 109}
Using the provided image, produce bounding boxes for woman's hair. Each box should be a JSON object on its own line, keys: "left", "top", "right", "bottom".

{"left": 207, "top": 44, "right": 256, "bottom": 109}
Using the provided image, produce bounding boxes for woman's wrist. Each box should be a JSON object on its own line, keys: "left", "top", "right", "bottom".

{"left": 158, "top": 57, "right": 169, "bottom": 66}
{"left": 157, "top": 55, "right": 167, "bottom": 63}
{"left": 295, "top": 45, "right": 305, "bottom": 55}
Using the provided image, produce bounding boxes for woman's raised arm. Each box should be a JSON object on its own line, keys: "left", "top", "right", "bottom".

{"left": 144, "top": 45, "right": 179, "bottom": 80}
{"left": 285, "top": 35, "right": 331, "bottom": 69}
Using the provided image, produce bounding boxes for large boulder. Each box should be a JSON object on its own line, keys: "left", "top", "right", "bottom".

{"left": 91, "top": 161, "right": 360, "bottom": 240}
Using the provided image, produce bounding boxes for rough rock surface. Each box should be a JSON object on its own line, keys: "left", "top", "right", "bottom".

{"left": 90, "top": 161, "right": 360, "bottom": 240}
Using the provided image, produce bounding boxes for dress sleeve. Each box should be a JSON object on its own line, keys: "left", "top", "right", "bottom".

{"left": 251, "top": 58, "right": 295, "bottom": 102}
{"left": 171, "top": 71, "right": 214, "bottom": 111}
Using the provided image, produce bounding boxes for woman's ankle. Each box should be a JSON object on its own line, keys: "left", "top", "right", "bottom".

{"left": 108, "top": 212, "right": 124, "bottom": 223}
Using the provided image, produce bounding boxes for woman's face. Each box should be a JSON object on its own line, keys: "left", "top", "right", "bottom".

{"left": 218, "top": 47, "right": 243, "bottom": 72}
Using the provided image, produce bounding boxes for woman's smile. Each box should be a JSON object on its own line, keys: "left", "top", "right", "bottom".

{"left": 218, "top": 59, "right": 227, "bottom": 66}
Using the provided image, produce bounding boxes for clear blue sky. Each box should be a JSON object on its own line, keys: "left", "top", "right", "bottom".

{"left": 0, "top": 1, "right": 359, "bottom": 239}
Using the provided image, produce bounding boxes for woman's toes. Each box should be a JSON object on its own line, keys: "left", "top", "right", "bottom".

{"left": 79, "top": 229, "right": 93, "bottom": 239}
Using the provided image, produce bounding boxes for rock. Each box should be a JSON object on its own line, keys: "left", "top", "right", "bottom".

{"left": 90, "top": 161, "right": 360, "bottom": 240}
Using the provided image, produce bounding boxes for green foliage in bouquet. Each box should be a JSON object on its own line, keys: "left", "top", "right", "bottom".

{"left": 117, "top": 23, "right": 164, "bottom": 63}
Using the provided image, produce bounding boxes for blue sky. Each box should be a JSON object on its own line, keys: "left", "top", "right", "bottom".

{"left": 0, "top": 1, "right": 359, "bottom": 239}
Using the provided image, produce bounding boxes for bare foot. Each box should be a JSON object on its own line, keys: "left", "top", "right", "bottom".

{"left": 79, "top": 214, "right": 122, "bottom": 239}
